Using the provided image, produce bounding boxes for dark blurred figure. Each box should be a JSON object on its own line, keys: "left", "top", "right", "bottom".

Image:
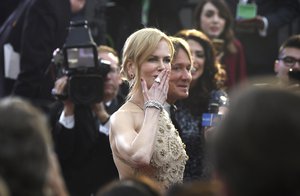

{"left": 0, "top": 97, "right": 68, "bottom": 196}
{"left": 165, "top": 180, "right": 220, "bottom": 196}
{"left": 0, "top": 0, "right": 20, "bottom": 26}
{"left": 212, "top": 85, "right": 300, "bottom": 196}
{"left": 0, "top": 176, "right": 9, "bottom": 196}
{"left": 105, "top": 0, "right": 142, "bottom": 54}
{"left": 105, "top": 0, "right": 186, "bottom": 54}
{"left": 0, "top": 0, "right": 85, "bottom": 111}
{"left": 96, "top": 176, "right": 162, "bottom": 196}
{"left": 148, "top": 0, "right": 185, "bottom": 35}
{"left": 225, "top": 0, "right": 300, "bottom": 76}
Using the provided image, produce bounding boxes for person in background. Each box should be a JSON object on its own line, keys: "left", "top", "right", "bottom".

{"left": 165, "top": 180, "right": 220, "bottom": 196}
{"left": 109, "top": 28, "right": 188, "bottom": 190}
{"left": 0, "top": 97, "right": 68, "bottom": 196}
{"left": 194, "top": 0, "right": 247, "bottom": 88}
{"left": 274, "top": 34, "right": 300, "bottom": 86}
{"left": 166, "top": 36, "right": 192, "bottom": 163}
{"left": 175, "top": 29, "right": 227, "bottom": 181}
{"left": 225, "top": 0, "right": 300, "bottom": 76}
{"left": 166, "top": 36, "right": 193, "bottom": 114}
{"left": 51, "top": 45, "right": 125, "bottom": 196}
{"left": 212, "top": 85, "right": 300, "bottom": 196}
{"left": 0, "top": 0, "right": 86, "bottom": 111}
{"left": 96, "top": 175, "right": 161, "bottom": 196}
{"left": 147, "top": 0, "right": 185, "bottom": 35}
{"left": 96, "top": 45, "right": 129, "bottom": 135}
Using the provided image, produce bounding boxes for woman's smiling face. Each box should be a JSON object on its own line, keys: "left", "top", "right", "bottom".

{"left": 187, "top": 39, "right": 205, "bottom": 86}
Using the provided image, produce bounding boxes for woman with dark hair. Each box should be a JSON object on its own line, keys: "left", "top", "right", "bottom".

{"left": 194, "top": 0, "right": 247, "bottom": 88}
{"left": 174, "top": 29, "right": 227, "bottom": 181}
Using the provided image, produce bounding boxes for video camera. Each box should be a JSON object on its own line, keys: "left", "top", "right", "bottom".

{"left": 52, "top": 20, "right": 110, "bottom": 105}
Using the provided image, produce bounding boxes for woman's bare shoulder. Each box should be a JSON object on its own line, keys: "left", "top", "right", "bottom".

{"left": 111, "top": 101, "right": 143, "bottom": 132}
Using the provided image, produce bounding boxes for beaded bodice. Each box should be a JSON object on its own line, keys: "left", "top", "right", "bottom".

{"left": 150, "top": 109, "right": 188, "bottom": 189}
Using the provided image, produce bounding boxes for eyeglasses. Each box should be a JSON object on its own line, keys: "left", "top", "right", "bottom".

{"left": 278, "top": 56, "right": 300, "bottom": 68}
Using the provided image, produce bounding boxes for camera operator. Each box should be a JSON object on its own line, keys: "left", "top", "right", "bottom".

{"left": 52, "top": 45, "right": 127, "bottom": 196}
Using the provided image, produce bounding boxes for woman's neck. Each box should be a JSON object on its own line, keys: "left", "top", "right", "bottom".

{"left": 129, "top": 92, "right": 144, "bottom": 109}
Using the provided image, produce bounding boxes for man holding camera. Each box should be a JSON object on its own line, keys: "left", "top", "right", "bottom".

{"left": 52, "top": 45, "right": 127, "bottom": 196}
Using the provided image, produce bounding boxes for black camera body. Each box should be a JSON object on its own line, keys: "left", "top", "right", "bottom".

{"left": 55, "top": 20, "right": 110, "bottom": 105}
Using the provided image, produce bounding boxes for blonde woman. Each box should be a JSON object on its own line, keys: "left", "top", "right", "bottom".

{"left": 109, "top": 28, "right": 188, "bottom": 190}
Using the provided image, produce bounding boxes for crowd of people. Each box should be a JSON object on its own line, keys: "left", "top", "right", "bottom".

{"left": 1, "top": 0, "right": 300, "bottom": 195}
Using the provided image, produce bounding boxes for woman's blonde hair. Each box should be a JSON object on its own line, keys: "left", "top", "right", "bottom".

{"left": 121, "top": 28, "right": 174, "bottom": 99}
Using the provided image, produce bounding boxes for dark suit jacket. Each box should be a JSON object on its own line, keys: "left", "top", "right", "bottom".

{"left": 225, "top": 0, "right": 300, "bottom": 76}
{"left": 2, "top": 0, "right": 71, "bottom": 99}
{"left": 52, "top": 90, "right": 127, "bottom": 196}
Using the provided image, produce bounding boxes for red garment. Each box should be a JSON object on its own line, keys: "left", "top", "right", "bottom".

{"left": 223, "top": 39, "right": 247, "bottom": 88}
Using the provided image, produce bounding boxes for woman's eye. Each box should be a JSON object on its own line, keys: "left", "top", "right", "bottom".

{"left": 205, "top": 10, "right": 214, "bottom": 18}
{"left": 164, "top": 58, "right": 171, "bottom": 63}
{"left": 195, "top": 52, "right": 204, "bottom": 58}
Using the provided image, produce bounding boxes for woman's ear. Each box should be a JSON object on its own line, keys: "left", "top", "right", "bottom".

{"left": 127, "top": 61, "right": 136, "bottom": 79}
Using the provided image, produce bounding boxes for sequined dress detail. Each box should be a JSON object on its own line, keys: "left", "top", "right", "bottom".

{"left": 149, "top": 109, "right": 188, "bottom": 189}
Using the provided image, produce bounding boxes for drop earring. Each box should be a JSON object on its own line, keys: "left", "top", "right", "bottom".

{"left": 130, "top": 73, "right": 135, "bottom": 79}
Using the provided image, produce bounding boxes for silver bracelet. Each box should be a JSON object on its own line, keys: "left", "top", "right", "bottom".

{"left": 144, "top": 100, "right": 163, "bottom": 111}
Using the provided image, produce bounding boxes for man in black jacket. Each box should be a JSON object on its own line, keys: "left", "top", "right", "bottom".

{"left": 52, "top": 45, "right": 127, "bottom": 196}
{"left": 0, "top": 0, "right": 86, "bottom": 106}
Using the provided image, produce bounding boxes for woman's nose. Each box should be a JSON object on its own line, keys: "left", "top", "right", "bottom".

{"left": 212, "top": 14, "right": 221, "bottom": 22}
{"left": 159, "top": 60, "right": 168, "bottom": 70}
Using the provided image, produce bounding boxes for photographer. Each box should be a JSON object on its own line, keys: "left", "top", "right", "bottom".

{"left": 52, "top": 45, "right": 127, "bottom": 196}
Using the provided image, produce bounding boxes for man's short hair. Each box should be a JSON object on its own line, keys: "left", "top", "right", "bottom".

{"left": 279, "top": 34, "right": 300, "bottom": 56}
{"left": 97, "top": 45, "right": 119, "bottom": 58}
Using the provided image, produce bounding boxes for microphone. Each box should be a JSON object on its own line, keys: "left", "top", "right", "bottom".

{"left": 202, "top": 90, "right": 228, "bottom": 128}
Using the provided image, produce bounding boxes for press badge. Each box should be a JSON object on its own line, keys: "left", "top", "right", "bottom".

{"left": 236, "top": 2, "right": 257, "bottom": 19}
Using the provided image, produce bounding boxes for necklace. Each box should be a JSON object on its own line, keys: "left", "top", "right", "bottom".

{"left": 128, "top": 100, "right": 144, "bottom": 110}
